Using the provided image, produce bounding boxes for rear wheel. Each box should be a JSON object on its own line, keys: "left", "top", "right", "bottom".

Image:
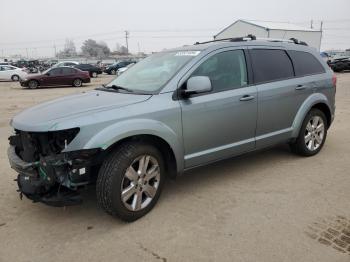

{"left": 28, "top": 80, "right": 38, "bottom": 89}
{"left": 92, "top": 72, "right": 98, "bottom": 78}
{"left": 96, "top": 142, "right": 164, "bottom": 222}
{"left": 11, "top": 75, "right": 20, "bottom": 81}
{"left": 73, "top": 78, "right": 82, "bottom": 87}
{"left": 111, "top": 69, "right": 116, "bottom": 75}
{"left": 290, "top": 109, "right": 327, "bottom": 156}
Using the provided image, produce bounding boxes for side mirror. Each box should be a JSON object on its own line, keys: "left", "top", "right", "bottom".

{"left": 45, "top": 72, "right": 50, "bottom": 76}
{"left": 181, "top": 76, "right": 212, "bottom": 98}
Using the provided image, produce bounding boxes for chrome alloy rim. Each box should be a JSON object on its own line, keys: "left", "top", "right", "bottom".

{"left": 304, "top": 116, "right": 325, "bottom": 151}
{"left": 121, "top": 155, "right": 160, "bottom": 211}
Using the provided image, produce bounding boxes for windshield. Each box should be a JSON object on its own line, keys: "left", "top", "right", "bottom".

{"left": 106, "top": 51, "right": 200, "bottom": 93}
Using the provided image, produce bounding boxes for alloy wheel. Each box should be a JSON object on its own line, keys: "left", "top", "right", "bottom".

{"left": 304, "top": 116, "right": 325, "bottom": 151}
{"left": 121, "top": 155, "right": 160, "bottom": 211}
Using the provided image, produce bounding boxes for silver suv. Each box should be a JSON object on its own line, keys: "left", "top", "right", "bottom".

{"left": 8, "top": 36, "right": 336, "bottom": 221}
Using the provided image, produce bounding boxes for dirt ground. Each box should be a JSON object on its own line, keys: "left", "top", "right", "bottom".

{"left": 0, "top": 73, "right": 350, "bottom": 262}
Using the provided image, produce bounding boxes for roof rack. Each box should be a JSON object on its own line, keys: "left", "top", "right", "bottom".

{"left": 194, "top": 35, "right": 308, "bottom": 46}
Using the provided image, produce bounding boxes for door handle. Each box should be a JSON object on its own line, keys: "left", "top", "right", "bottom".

{"left": 295, "top": 85, "right": 306, "bottom": 90}
{"left": 239, "top": 95, "right": 255, "bottom": 101}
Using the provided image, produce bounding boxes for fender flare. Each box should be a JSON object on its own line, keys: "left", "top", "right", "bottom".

{"left": 291, "top": 93, "right": 332, "bottom": 138}
{"left": 82, "top": 119, "right": 184, "bottom": 172}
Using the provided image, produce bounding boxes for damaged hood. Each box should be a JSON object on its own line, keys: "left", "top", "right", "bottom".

{"left": 11, "top": 90, "right": 151, "bottom": 131}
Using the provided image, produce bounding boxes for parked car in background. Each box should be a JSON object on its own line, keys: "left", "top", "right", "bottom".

{"left": 74, "top": 64, "right": 102, "bottom": 78}
{"left": 19, "top": 66, "right": 90, "bottom": 88}
{"left": 52, "top": 61, "right": 79, "bottom": 68}
{"left": 0, "top": 65, "right": 28, "bottom": 81}
{"left": 117, "top": 62, "right": 135, "bottom": 76}
{"left": 328, "top": 57, "right": 350, "bottom": 72}
{"left": 104, "top": 61, "right": 136, "bottom": 75}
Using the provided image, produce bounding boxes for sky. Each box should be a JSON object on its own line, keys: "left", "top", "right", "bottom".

{"left": 0, "top": 0, "right": 349, "bottom": 58}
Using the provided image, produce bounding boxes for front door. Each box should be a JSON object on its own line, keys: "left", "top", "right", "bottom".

{"left": 180, "top": 49, "right": 257, "bottom": 168}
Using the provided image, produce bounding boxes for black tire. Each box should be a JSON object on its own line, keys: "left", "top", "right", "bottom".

{"left": 96, "top": 142, "right": 165, "bottom": 222}
{"left": 111, "top": 69, "right": 116, "bottom": 75}
{"left": 290, "top": 109, "right": 327, "bottom": 156}
{"left": 11, "top": 75, "right": 20, "bottom": 81}
{"left": 92, "top": 72, "right": 98, "bottom": 78}
{"left": 28, "top": 80, "right": 38, "bottom": 89}
{"left": 72, "top": 78, "right": 82, "bottom": 87}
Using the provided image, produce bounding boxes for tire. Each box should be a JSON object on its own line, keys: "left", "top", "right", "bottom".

{"left": 72, "top": 78, "right": 82, "bottom": 87}
{"left": 111, "top": 69, "right": 116, "bottom": 75}
{"left": 290, "top": 109, "right": 327, "bottom": 156}
{"left": 11, "top": 75, "right": 20, "bottom": 81}
{"left": 96, "top": 142, "right": 165, "bottom": 222}
{"left": 92, "top": 72, "right": 98, "bottom": 78}
{"left": 28, "top": 80, "right": 38, "bottom": 89}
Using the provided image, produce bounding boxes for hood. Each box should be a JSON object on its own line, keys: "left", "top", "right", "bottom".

{"left": 11, "top": 90, "right": 151, "bottom": 131}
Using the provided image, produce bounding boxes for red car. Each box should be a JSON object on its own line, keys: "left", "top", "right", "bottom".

{"left": 20, "top": 67, "right": 91, "bottom": 89}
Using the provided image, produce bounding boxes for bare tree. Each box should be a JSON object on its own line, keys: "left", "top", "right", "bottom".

{"left": 57, "top": 39, "right": 77, "bottom": 58}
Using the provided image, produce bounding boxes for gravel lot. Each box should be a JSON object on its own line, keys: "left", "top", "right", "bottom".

{"left": 0, "top": 73, "right": 350, "bottom": 262}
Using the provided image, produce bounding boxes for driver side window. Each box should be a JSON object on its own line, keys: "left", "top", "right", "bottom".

{"left": 191, "top": 50, "right": 248, "bottom": 93}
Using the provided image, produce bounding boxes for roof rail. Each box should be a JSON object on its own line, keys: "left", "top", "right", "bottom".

{"left": 194, "top": 35, "right": 308, "bottom": 46}
{"left": 194, "top": 34, "right": 257, "bottom": 45}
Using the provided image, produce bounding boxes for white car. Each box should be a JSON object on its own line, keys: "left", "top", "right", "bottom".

{"left": 52, "top": 61, "right": 79, "bottom": 68}
{"left": 117, "top": 63, "right": 135, "bottom": 76}
{"left": 0, "top": 65, "right": 28, "bottom": 81}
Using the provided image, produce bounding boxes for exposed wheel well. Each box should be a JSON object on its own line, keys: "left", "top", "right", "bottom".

{"left": 106, "top": 135, "right": 177, "bottom": 178}
{"left": 311, "top": 103, "right": 332, "bottom": 128}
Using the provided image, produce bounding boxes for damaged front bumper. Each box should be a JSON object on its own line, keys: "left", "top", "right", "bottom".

{"left": 7, "top": 145, "right": 101, "bottom": 207}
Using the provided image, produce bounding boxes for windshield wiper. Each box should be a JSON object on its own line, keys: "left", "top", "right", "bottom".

{"left": 102, "top": 84, "right": 134, "bottom": 93}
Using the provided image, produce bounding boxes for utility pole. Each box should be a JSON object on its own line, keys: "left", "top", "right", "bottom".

{"left": 125, "top": 30, "right": 129, "bottom": 54}
{"left": 310, "top": 19, "right": 313, "bottom": 29}
{"left": 319, "top": 21, "right": 324, "bottom": 51}
{"left": 53, "top": 44, "right": 57, "bottom": 58}
{"left": 1, "top": 49, "right": 3, "bottom": 59}
{"left": 137, "top": 42, "right": 141, "bottom": 54}
{"left": 26, "top": 48, "right": 29, "bottom": 59}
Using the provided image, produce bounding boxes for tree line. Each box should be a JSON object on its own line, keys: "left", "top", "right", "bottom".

{"left": 57, "top": 39, "right": 129, "bottom": 58}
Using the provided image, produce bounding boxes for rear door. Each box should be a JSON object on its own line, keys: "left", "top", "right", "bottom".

{"left": 61, "top": 67, "right": 77, "bottom": 85}
{"left": 180, "top": 48, "right": 257, "bottom": 168}
{"left": 248, "top": 47, "right": 313, "bottom": 148}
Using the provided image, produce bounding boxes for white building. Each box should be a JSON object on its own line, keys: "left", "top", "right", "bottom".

{"left": 214, "top": 20, "right": 322, "bottom": 50}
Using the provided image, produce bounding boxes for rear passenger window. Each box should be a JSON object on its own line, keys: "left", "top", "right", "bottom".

{"left": 288, "top": 50, "right": 325, "bottom": 76}
{"left": 191, "top": 50, "right": 248, "bottom": 92}
{"left": 250, "top": 49, "right": 294, "bottom": 84}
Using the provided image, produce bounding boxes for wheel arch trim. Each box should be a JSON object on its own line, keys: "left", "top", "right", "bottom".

{"left": 82, "top": 119, "right": 184, "bottom": 172}
{"left": 291, "top": 93, "right": 332, "bottom": 138}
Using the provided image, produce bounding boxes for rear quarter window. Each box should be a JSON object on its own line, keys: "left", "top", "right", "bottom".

{"left": 288, "top": 50, "right": 325, "bottom": 76}
{"left": 250, "top": 49, "right": 294, "bottom": 84}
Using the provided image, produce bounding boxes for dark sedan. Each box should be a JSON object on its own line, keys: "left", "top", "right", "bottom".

{"left": 20, "top": 67, "right": 90, "bottom": 89}
{"left": 74, "top": 64, "right": 102, "bottom": 78}
{"left": 104, "top": 61, "right": 136, "bottom": 75}
{"left": 328, "top": 57, "right": 350, "bottom": 72}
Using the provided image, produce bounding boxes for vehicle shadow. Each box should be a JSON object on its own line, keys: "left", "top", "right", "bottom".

{"left": 24, "top": 144, "right": 297, "bottom": 225}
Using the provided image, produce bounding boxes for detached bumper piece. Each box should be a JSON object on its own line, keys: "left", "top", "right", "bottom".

{"left": 8, "top": 130, "right": 101, "bottom": 207}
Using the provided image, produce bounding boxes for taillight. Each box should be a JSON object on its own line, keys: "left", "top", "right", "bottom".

{"left": 332, "top": 74, "right": 337, "bottom": 92}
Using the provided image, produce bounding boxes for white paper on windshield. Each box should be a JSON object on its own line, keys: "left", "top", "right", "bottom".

{"left": 175, "top": 51, "right": 201, "bottom": 56}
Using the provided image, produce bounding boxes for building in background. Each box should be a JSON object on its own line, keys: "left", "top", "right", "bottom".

{"left": 214, "top": 20, "right": 322, "bottom": 50}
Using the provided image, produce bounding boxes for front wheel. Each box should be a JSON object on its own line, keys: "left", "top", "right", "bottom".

{"left": 290, "top": 109, "right": 327, "bottom": 156}
{"left": 73, "top": 78, "right": 82, "bottom": 87}
{"left": 92, "top": 72, "right": 98, "bottom": 78}
{"left": 96, "top": 142, "right": 164, "bottom": 222}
